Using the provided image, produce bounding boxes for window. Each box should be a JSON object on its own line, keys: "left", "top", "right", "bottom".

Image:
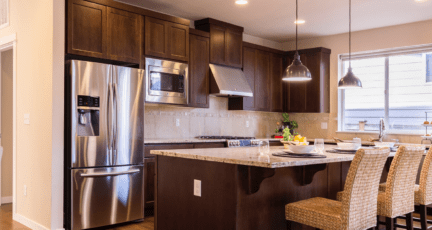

{"left": 339, "top": 46, "right": 432, "bottom": 133}
{"left": 0, "top": 0, "right": 9, "bottom": 29}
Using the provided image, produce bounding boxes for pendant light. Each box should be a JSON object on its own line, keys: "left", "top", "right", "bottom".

{"left": 338, "top": 0, "right": 362, "bottom": 88}
{"left": 282, "top": 0, "right": 311, "bottom": 82}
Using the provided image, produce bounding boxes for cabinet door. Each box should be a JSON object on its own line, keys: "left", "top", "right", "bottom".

{"left": 189, "top": 34, "right": 210, "bottom": 108}
{"left": 67, "top": 0, "right": 107, "bottom": 58}
{"left": 168, "top": 23, "right": 189, "bottom": 62}
{"left": 255, "top": 50, "right": 271, "bottom": 111}
{"left": 226, "top": 29, "right": 243, "bottom": 68}
{"left": 270, "top": 54, "right": 283, "bottom": 112}
{"left": 286, "top": 54, "right": 308, "bottom": 112}
{"left": 144, "top": 157, "right": 155, "bottom": 215}
{"left": 145, "top": 17, "right": 169, "bottom": 59}
{"left": 242, "top": 47, "right": 256, "bottom": 110}
{"left": 107, "top": 8, "right": 142, "bottom": 63}
{"left": 144, "top": 144, "right": 195, "bottom": 158}
{"left": 209, "top": 25, "right": 227, "bottom": 66}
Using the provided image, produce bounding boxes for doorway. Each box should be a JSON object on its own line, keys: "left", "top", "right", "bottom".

{"left": 0, "top": 48, "right": 13, "bottom": 207}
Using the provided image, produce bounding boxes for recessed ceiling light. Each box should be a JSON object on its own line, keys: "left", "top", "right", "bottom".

{"left": 294, "top": 20, "right": 305, "bottom": 24}
{"left": 235, "top": 0, "right": 248, "bottom": 5}
{"left": 415, "top": 0, "right": 428, "bottom": 2}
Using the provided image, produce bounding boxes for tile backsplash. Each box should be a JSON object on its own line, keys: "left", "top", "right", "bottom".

{"left": 144, "top": 97, "right": 283, "bottom": 139}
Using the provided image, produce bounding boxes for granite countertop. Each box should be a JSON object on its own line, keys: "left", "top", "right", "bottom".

{"left": 150, "top": 145, "right": 415, "bottom": 169}
{"left": 144, "top": 137, "right": 282, "bottom": 144}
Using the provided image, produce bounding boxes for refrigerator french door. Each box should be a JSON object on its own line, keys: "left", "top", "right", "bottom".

{"left": 65, "top": 60, "right": 145, "bottom": 230}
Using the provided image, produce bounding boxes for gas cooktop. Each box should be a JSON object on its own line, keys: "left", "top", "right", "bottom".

{"left": 197, "top": 136, "right": 255, "bottom": 140}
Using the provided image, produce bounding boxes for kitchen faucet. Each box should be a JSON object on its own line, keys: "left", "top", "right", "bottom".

{"left": 370, "top": 118, "right": 385, "bottom": 142}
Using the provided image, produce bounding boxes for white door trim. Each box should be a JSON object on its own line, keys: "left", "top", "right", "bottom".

{"left": 0, "top": 33, "right": 16, "bottom": 215}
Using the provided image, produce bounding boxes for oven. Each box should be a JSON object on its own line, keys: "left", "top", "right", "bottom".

{"left": 145, "top": 58, "right": 188, "bottom": 105}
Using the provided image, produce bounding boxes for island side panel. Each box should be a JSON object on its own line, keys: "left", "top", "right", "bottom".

{"left": 235, "top": 162, "right": 348, "bottom": 230}
{"left": 155, "top": 155, "right": 238, "bottom": 230}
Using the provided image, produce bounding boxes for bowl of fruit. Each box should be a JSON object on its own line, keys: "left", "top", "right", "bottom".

{"left": 281, "top": 135, "right": 315, "bottom": 154}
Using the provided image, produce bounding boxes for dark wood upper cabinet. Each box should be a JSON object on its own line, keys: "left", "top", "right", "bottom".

{"left": 283, "top": 47, "right": 331, "bottom": 113}
{"left": 270, "top": 54, "right": 283, "bottom": 112}
{"left": 189, "top": 30, "right": 210, "bottom": 108}
{"left": 255, "top": 50, "right": 271, "bottom": 111}
{"left": 107, "top": 7, "right": 142, "bottom": 63}
{"left": 145, "top": 16, "right": 189, "bottom": 62}
{"left": 195, "top": 18, "right": 243, "bottom": 68}
{"left": 67, "top": 0, "right": 107, "bottom": 59}
{"left": 229, "top": 45, "right": 273, "bottom": 112}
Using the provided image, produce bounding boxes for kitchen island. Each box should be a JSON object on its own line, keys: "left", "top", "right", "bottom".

{"left": 150, "top": 145, "right": 397, "bottom": 230}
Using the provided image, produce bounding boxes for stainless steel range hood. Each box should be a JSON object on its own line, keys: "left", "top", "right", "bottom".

{"left": 209, "top": 64, "right": 253, "bottom": 97}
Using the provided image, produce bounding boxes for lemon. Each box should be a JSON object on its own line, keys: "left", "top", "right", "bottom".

{"left": 294, "top": 135, "right": 302, "bottom": 142}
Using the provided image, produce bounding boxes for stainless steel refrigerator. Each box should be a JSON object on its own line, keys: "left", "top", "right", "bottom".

{"left": 65, "top": 60, "right": 145, "bottom": 230}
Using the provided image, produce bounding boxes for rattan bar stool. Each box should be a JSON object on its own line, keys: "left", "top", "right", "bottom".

{"left": 285, "top": 148, "right": 390, "bottom": 230}
{"left": 338, "top": 145, "right": 424, "bottom": 230}
{"left": 378, "top": 147, "right": 432, "bottom": 229}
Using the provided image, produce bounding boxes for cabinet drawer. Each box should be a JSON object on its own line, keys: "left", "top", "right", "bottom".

{"left": 194, "top": 142, "right": 226, "bottom": 149}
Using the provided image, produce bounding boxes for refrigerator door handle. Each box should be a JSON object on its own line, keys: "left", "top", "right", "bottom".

{"left": 80, "top": 169, "right": 140, "bottom": 178}
{"left": 112, "top": 82, "right": 118, "bottom": 165}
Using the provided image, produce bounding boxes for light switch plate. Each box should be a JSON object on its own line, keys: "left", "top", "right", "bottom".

{"left": 246, "top": 121, "right": 249, "bottom": 128}
{"left": 321, "top": 122, "right": 328, "bottom": 130}
{"left": 176, "top": 118, "right": 180, "bottom": 127}
{"left": 194, "top": 179, "right": 201, "bottom": 197}
{"left": 24, "top": 114, "right": 30, "bottom": 125}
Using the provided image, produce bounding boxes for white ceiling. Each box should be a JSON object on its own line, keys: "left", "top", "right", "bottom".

{"left": 117, "top": 0, "right": 432, "bottom": 43}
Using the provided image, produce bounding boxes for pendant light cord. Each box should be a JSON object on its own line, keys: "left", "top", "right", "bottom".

{"left": 296, "top": 0, "right": 298, "bottom": 51}
{"left": 349, "top": 0, "right": 351, "bottom": 69}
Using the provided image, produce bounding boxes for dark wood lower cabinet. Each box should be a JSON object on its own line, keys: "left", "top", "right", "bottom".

{"left": 144, "top": 157, "right": 155, "bottom": 216}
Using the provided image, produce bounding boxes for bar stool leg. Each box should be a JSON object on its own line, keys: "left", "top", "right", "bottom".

{"left": 420, "top": 205, "right": 428, "bottom": 230}
{"left": 386, "top": 217, "right": 394, "bottom": 230}
{"left": 406, "top": 213, "right": 414, "bottom": 230}
{"left": 286, "top": 220, "right": 292, "bottom": 230}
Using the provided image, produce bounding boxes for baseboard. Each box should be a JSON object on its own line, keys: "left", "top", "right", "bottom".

{"left": 13, "top": 213, "right": 50, "bottom": 230}
{"left": 1, "top": 196, "right": 12, "bottom": 204}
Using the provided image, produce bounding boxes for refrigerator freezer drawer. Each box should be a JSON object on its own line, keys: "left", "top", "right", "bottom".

{"left": 71, "top": 166, "right": 144, "bottom": 230}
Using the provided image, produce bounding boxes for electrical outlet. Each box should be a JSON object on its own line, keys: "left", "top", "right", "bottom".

{"left": 176, "top": 118, "right": 180, "bottom": 127}
{"left": 24, "top": 185, "right": 27, "bottom": 196}
{"left": 246, "top": 121, "right": 249, "bottom": 128}
{"left": 194, "top": 179, "right": 201, "bottom": 197}
{"left": 321, "top": 122, "right": 328, "bottom": 130}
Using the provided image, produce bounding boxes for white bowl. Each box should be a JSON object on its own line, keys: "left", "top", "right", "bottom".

{"left": 374, "top": 142, "right": 395, "bottom": 148}
{"left": 287, "top": 145, "right": 316, "bottom": 154}
{"left": 337, "top": 142, "right": 359, "bottom": 150}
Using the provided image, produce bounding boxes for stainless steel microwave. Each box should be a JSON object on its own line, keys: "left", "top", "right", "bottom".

{"left": 145, "top": 58, "right": 188, "bottom": 105}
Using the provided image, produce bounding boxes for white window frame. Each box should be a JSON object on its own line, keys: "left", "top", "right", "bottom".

{"left": 338, "top": 43, "right": 432, "bottom": 134}
{"left": 0, "top": 0, "right": 9, "bottom": 30}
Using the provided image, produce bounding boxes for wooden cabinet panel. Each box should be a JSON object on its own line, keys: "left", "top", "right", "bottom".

{"left": 67, "top": 0, "right": 107, "bottom": 58}
{"left": 242, "top": 47, "right": 256, "bottom": 110}
{"left": 283, "top": 48, "right": 331, "bottom": 113}
{"left": 189, "top": 33, "right": 210, "bottom": 108}
{"left": 195, "top": 19, "right": 243, "bottom": 68}
{"left": 209, "top": 25, "right": 227, "bottom": 66}
{"left": 144, "top": 157, "right": 155, "bottom": 213}
{"left": 255, "top": 50, "right": 271, "bottom": 111}
{"left": 145, "top": 17, "right": 169, "bottom": 58}
{"left": 169, "top": 23, "right": 189, "bottom": 62}
{"left": 145, "top": 16, "right": 189, "bottom": 62}
{"left": 226, "top": 29, "right": 243, "bottom": 68}
{"left": 270, "top": 54, "right": 283, "bottom": 112}
{"left": 107, "top": 7, "right": 142, "bottom": 63}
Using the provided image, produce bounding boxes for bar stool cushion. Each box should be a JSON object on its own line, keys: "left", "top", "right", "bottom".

{"left": 285, "top": 197, "right": 342, "bottom": 229}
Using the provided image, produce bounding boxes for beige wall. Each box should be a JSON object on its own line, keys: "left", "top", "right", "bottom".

{"left": 1, "top": 49, "right": 13, "bottom": 199}
{"left": 0, "top": 0, "right": 58, "bottom": 228}
{"left": 145, "top": 97, "right": 283, "bottom": 139}
{"left": 282, "top": 19, "right": 432, "bottom": 143}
